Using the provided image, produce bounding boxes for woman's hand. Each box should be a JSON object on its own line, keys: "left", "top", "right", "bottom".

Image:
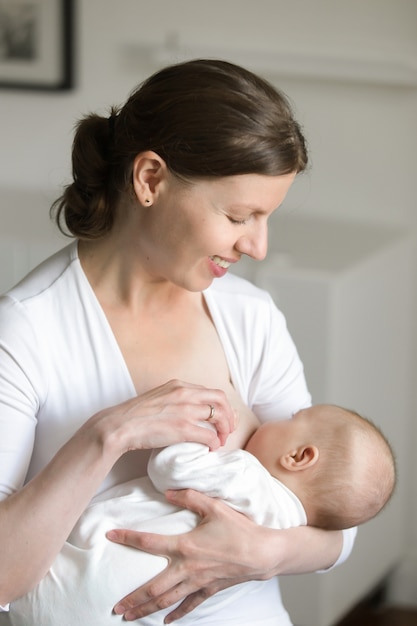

{"left": 107, "top": 488, "right": 345, "bottom": 623}
{"left": 93, "top": 379, "right": 236, "bottom": 455}
{"left": 107, "top": 489, "right": 278, "bottom": 623}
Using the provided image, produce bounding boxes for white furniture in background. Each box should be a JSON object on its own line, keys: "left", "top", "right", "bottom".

{"left": 126, "top": 35, "right": 417, "bottom": 88}
{"left": 238, "top": 216, "right": 415, "bottom": 626}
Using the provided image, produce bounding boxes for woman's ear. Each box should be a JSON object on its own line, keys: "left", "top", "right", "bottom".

{"left": 280, "top": 445, "right": 319, "bottom": 472}
{"left": 132, "top": 151, "right": 167, "bottom": 207}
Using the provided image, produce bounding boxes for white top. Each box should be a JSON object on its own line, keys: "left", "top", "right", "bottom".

{"left": 9, "top": 443, "right": 307, "bottom": 626}
{"left": 0, "top": 241, "right": 356, "bottom": 624}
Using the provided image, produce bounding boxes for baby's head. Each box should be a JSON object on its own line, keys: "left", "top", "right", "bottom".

{"left": 245, "top": 404, "right": 396, "bottom": 530}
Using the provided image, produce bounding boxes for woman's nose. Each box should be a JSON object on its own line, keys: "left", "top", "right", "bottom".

{"left": 235, "top": 222, "right": 268, "bottom": 261}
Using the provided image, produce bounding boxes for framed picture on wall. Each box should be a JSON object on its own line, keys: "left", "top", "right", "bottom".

{"left": 0, "top": 0, "right": 73, "bottom": 90}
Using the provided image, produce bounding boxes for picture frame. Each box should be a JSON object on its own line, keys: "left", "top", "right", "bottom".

{"left": 0, "top": 0, "right": 73, "bottom": 90}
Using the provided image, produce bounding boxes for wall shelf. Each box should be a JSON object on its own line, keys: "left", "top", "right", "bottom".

{"left": 123, "top": 39, "right": 417, "bottom": 88}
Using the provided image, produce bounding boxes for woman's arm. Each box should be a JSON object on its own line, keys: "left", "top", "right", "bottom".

{"left": 0, "top": 381, "right": 235, "bottom": 606}
{"left": 108, "top": 488, "right": 345, "bottom": 623}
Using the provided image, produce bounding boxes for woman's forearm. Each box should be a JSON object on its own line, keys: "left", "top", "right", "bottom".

{"left": 0, "top": 416, "right": 119, "bottom": 605}
{"left": 262, "top": 524, "right": 344, "bottom": 576}
{"left": 0, "top": 380, "right": 235, "bottom": 606}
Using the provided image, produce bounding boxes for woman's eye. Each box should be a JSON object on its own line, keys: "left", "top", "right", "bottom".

{"left": 229, "top": 217, "right": 247, "bottom": 225}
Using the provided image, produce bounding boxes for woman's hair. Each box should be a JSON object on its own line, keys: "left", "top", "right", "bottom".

{"left": 52, "top": 59, "right": 308, "bottom": 239}
{"left": 306, "top": 408, "right": 396, "bottom": 531}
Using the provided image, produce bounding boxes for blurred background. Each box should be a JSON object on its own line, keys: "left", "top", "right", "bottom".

{"left": 0, "top": 1, "right": 416, "bottom": 624}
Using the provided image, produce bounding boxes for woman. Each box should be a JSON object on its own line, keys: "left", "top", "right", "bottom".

{"left": 0, "top": 59, "right": 355, "bottom": 625}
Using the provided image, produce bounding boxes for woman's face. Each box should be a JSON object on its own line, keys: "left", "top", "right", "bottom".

{"left": 136, "top": 170, "right": 296, "bottom": 292}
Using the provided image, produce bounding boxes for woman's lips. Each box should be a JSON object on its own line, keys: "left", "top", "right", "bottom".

{"left": 210, "top": 255, "right": 232, "bottom": 269}
{"left": 208, "top": 255, "right": 233, "bottom": 277}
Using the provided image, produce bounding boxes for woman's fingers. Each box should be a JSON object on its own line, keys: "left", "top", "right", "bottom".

{"left": 122, "top": 583, "right": 222, "bottom": 623}
{"left": 163, "top": 379, "right": 237, "bottom": 442}
{"left": 106, "top": 489, "right": 263, "bottom": 621}
{"left": 106, "top": 526, "right": 173, "bottom": 555}
{"left": 106, "top": 530, "right": 185, "bottom": 618}
{"left": 114, "top": 379, "right": 236, "bottom": 450}
{"left": 163, "top": 581, "right": 239, "bottom": 623}
{"left": 165, "top": 487, "right": 227, "bottom": 519}
{"left": 200, "top": 400, "right": 237, "bottom": 447}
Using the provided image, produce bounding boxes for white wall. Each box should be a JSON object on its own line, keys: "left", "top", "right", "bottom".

{"left": 1, "top": 0, "right": 417, "bottom": 613}
{"left": 1, "top": 0, "right": 417, "bottom": 216}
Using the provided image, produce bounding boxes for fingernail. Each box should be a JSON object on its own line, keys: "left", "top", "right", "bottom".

{"left": 124, "top": 611, "right": 137, "bottom": 621}
{"left": 113, "top": 604, "right": 125, "bottom": 615}
{"left": 106, "top": 530, "right": 117, "bottom": 540}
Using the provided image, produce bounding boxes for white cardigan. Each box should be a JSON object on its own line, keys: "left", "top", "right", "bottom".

{"left": 0, "top": 241, "right": 355, "bottom": 624}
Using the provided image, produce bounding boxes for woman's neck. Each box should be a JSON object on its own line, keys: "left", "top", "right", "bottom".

{"left": 77, "top": 236, "right": 190, "bottom": 312}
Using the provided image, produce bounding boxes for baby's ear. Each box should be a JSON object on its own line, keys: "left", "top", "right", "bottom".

{"left": 280, "top": 445, "right": 319, "bottom": 471}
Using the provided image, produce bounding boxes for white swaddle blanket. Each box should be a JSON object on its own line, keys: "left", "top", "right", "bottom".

{"left": 9, "top": 443, "right": 305, "bottom": 626}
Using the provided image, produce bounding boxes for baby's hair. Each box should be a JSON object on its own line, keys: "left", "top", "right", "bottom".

{"left": 307, "top": 407, "right": 396, "bottom": 530}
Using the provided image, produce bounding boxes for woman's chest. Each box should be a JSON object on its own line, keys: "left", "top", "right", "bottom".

{"left": 106, "top": 301, "right": 259, "bottom": 449}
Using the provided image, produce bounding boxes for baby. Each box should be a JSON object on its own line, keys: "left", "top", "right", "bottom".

{"left": 9, "top": 403, "right": 395, "bottom": 626}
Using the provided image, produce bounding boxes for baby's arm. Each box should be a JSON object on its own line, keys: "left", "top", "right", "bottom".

{"left": 148, "top": 441, "right": 243, "bottom": 496}
{"left": 148, "top": 442, "right": 302, "bottom": 528}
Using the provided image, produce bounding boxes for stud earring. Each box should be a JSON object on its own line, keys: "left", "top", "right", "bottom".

{"left": 144, "top": 198, "right": 152, "bottom": 206}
